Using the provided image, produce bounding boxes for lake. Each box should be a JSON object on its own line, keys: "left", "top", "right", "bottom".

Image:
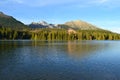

{"left": 0, "top": 40, "right": 120, "bottom": 80}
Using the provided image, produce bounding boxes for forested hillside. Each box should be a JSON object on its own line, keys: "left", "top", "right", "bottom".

{"left": 0, "top": 12, "right": 28, "bottom": 30}
{"left": 0, "top": 28, "right": 120, "bottom": 40}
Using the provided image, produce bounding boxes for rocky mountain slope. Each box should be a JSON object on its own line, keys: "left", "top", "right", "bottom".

{"left": 29, "top": 21, "right": 58, "bottom": 29}
{"left": 29, "top": 20, "right": 101, "bottom": 30}
{"left": 64, "top": 20, "right": 100, "bottom": 30}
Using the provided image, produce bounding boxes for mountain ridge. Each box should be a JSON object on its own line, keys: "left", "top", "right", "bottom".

{"left": 29, "top": 20, "right": 102, "bottom": 30}
{"left": 0, "top": 12, "right": 12, "bottom": 18}
{"left": 0, "top": 12, "right": 28, "bottom": 29}
{"left": 64, "top": 20, "right": 100, "bottom": 30}
{"left": 29, "top": 21, "right": 58, "bottom": 28}
{"left": 0, "top": 12, "right": 116, "bottom": 33}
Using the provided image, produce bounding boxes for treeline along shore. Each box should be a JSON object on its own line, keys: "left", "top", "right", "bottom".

{"left": 0, "top": 27, "right": 120, "bottom": 40}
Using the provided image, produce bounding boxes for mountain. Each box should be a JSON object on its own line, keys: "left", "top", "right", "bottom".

{"left": 29, "top": 21, "right": 58, "bottom": 29}
{"left": 0, "top": 12, "right": 28, "bottom": 29}
{"left": 0, "top": 12, "right": 119, "bottom": 40}
{"left": 29, "top": 20, "right": 101, "bottom": 30}
{"left": 64, "top": 20, "right": 100, "bottom": 30}
{"left": 0, "top": 11, "right": 103, "bottom": 31}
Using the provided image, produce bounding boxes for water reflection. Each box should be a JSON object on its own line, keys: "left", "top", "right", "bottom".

{"left": 67, "top": 41, "right": 111, "bottom": 58}
{"left": 0, "top": 40, "right": 120, "bottom": 80}
{"left": 0, "top": 40, "right": 112, "bottom": 60}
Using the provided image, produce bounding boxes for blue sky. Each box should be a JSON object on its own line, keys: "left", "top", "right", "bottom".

{"left": 0, "top": 0, "right": 120, "bottom": 33}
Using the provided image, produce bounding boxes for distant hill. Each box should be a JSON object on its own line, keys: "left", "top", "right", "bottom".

{"left": 0, "top": 12, "right": 28, "bottom": 29}
{"left": 64, "top": 20, "right": 100, "bottom": 30}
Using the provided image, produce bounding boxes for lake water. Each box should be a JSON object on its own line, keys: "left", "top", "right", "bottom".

{"left": 0, "top": 40, "right": 120, "bottom": 80}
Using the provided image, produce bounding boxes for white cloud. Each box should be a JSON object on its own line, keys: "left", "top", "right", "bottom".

{"left": 93, "top": 0, "right": 109, "bottom": 4}
{"left": 0, "top": 0, "right": 23, "bottom": 4}
{"left": 29, "top": 0, "right": 120, "bottom": 8}
{"left": 12, "top": 0, "right": 23, "bottom": 4}
{"left": 6, "top": 0, "right": 76, "bottom": 7}
{"left": 100, "top": 0, "right": 108, "bottom": 3}
{"left": 0, "top": 0, "right": 120, "bottom": 8}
